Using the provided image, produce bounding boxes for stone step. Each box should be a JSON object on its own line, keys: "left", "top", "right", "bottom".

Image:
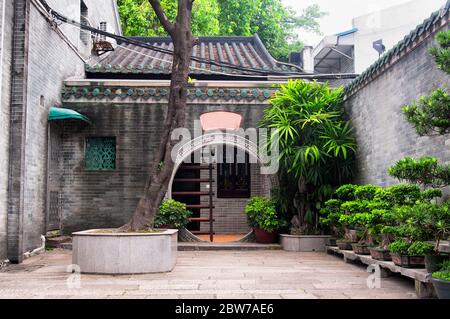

{"left": 178, "top": 242, "right": 282, "bottom": 251}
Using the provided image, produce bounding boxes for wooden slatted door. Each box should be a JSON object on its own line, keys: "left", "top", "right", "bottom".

{"left": 173, "top": 163, "right": 215, "bottom": 242}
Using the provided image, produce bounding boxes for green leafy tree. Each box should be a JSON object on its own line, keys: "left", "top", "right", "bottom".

{"left": 388, "top": 157, "right": 450, "bottom": 189}
{"left": 117, "top": 0, "right": 220, "bottom": 36}
{"left": 261, "top": 80, "right": 357, "bottom": 234}
{"left": 117, "top": 0, "right": 326, "bottom": 61}
{"left": 402, "top": 30, "right": 450, "bottom": 136}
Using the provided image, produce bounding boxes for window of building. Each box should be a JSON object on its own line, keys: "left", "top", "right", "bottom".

{"left": 80, "top": 1, "right": 89, "bottom": 45}
{"left": 217, "top": 146, "right": 251, "bottom": 198}
{"left": 85, "top": 137, "right": 116, "bottom": 171}
{"left": 99, "top": 22, "right": 107, "bottom": 40}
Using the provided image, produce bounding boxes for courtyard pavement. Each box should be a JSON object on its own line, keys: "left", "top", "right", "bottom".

{"left": 0, "top": 249, "right": 417, "bottom": 299}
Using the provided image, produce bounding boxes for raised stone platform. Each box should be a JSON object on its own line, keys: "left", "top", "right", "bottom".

{"left": 178, "top": 242, "right": 282, "bottom": 251}
{"left": 326, "top": 246, "right": 435, "bottom": 298}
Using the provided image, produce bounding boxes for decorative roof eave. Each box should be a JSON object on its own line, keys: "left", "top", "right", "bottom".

{"left": 344, "top": 2, "right": 450, "bottom": 98}
{"left": 62, "top": 85, "right": 277, "bottom": 103}
{"left": 86, "top": 34, "right": 302, "bottom": 77}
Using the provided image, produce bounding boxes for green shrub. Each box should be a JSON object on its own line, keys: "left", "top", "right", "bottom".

{"left": 429, "top": 30, "right": 450, "bottom": 74}
{"left": 433, "top": 271, "right": 450, "bottom": 281}
{"left": 384, "top": 184, "right": 422, "bottom": 205}
{"left": 407, "top": 241, "right": 434, "bottom": 256}
{"left": 354, "top": 185, "right": 380, "bottom": 201}
{"left": 335, "top": 184, "right": 358, "bottom": 201}
{"left": 389, "top": 240, "right": 411, "bottom": 254}
{"left": 154, "top": 200, "right": 192, "bottom": 229}
{"left": 433, "top": 260, "right": 450, "bottom": 282}
{"left": 245, "top": 196, "right": 286, "bottom": 232}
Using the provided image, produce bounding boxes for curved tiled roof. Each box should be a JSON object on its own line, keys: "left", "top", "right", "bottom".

{"left": 345, "top": 1, "right": 450, "bottom": 96}
{"left": 86, "top": 35, "right": 302, "bottom": 77}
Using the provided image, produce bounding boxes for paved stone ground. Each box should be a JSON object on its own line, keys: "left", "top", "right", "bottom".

{"left": 0, "top": 249, "right": 417, "bottom": 299}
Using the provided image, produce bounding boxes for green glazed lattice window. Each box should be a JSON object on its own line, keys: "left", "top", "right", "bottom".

{"left": 85, "top": 137, "right": 116, "bottom": 170}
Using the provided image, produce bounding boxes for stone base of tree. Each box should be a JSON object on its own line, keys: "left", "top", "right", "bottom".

{"left": 72, "top": 229, "right": 178, "bottom": 274}
{"left": 280, "top": 235, "right": 331, "bottom": 252}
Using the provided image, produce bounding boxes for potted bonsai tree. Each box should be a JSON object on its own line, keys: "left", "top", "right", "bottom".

{"left": 245, "top": 196, "right": 286, "bottom": 244}
{"left": 389, "top": 240, "right": 433, "bottom": 268}
{"left": 154, "top": 199, "right": 192, "bottom": 230}
{"left": 431, "top": 260, "right": 450, "bottom": 299}
{"left": 422, "top": 202, "right": 450, "bottom": 273}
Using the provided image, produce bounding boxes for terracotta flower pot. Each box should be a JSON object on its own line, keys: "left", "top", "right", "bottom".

{"left": 254, "top": 228, "right": 278, "bottom": 244}
{"left": 351, "top": 243, "right": 372, "bottom": 255}
{"left": 390, "top": 253, "right": 425, "bottom": 268}
{"left": 369, "top": 247, "right": 392, "bottom": 261}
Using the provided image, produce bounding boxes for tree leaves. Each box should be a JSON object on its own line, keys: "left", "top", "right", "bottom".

{"left": 117, "top": 0, "right": 326, "bottom": 61}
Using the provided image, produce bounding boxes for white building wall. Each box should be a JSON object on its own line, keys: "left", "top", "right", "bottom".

{"left": 352, "top": 0, "right": 445, "bottom": 73}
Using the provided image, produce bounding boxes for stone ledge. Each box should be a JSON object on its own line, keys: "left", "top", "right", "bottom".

{"left": 438, "top": 242, "right": 450, "bottom": 254}
{"left": 178, "top": 242, "right": 282, "bottom": 251}
{"left": 326, "top": 246, "right": 430, "bottom": 283}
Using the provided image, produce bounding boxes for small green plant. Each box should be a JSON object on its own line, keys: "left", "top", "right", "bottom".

{"left": 407, "top": 241, "right": 434, "bottom": 256}
{"left": 245, "top": 196, "right": 286, "bottom": 232}
{"left": 154, "top": 199, "right": 192, "bottom": 229}
{"left": 389, "top": 240, "right": 411, "bottom": 254}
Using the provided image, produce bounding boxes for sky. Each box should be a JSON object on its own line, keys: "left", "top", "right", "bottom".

{"left": 282, "top": 0, "right": 447, "bottom": 46}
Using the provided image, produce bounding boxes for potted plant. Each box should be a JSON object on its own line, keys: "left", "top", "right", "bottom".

{"left": 422, "top": 202, "right": 450, "bottom": 273}
{"left": 245, "top": 196, "right": 286, "bottom": 244}
{"left": 154, "top": 199, "right": 192, "bottom": 229}
{"left": 320, "top": 199, "right": 343, "bottom": 247}
{"left": 389, "top": 240, "right": 432, "bottom": 268}
{"left": 431, "top": 260, "right": 450, "bottom": 299}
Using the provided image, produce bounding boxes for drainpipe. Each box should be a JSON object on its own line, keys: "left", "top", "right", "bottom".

{"left": 23, "top": 235, "right": 46, "bottom": 259}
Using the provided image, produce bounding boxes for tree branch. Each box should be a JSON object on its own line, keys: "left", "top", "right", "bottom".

{"left": 148, "top": 0, "right": 175, "bottom": 36}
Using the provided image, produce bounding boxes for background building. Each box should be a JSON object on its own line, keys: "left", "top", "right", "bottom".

{"left": 298, "top": 0, "right": 446, "bottom": 78}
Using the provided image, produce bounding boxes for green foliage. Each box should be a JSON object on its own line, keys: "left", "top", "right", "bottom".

{"left": 429, "top": 30, "right": 450, "bottom": 74}
{"left": 117, "top": 0, "right": 326, "bottom": 61}
{"left": 354, "top": 185, "right": 381, "bottom": 201}
{"left": 402, "top": 88, "right": 450, "bottom": 136}
{"left": 154, "top": 200, "right": 192, "bottom": 229}
{"left": 245, "top": 196, "right": 286, "bottom": 232}
{"left": 320, "top": 182, "right": 446, "bottom": 247}
{"left": 117, "top": 0, "right": 220, "bottom": 37}
{"left": 388, "top": 157, "right": 450, "bottom": 188}
{"left": 389, "top": 240, "right": 411, "bottom": 254}
{"left": 407, "top": 241, "right": 434, "bottom": 256}
{"left": 433, "top": 271, "right": 450, "bottom": 281}
{"left": 262, "top": 80, "right": 356, "bottom": 234}
{"left": 217, "top": 1, "right": 327, "bottom": 61}
{"left": 403, "top": 31, "right": 450, "bottom": 136}
{"left": 335, "top": 184, "right": 358, "bottom": 201}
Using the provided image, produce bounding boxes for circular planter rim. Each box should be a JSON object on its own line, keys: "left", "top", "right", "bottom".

{"left": 72, "top": 229, "right": 178, "bottom": 237}
{"left": 431, "top": 277, "right": 450, "bottom": 284}
{"left": 280, "top": 234, "right": 331, "bottom": 239}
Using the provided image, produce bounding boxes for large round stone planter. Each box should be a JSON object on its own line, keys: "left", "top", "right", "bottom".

{"left": 72, "top": 229, "right": 178, "bottom": 274}
{"left": 280, "top": 235, "right": 331, "bottom": 252}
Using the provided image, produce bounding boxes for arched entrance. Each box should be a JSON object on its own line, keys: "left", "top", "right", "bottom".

{"left": 167, "top": 132, "right": 268, "bottom": 243}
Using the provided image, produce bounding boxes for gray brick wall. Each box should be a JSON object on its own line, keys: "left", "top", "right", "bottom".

{"left": 57, "top": 98, "right": 272, "bottom": 234}
{"left": 0, "top": 0, "right": 14, "bottom": 261}
{"left": 344, "top": 26, "right": 450, "bottom": 199}
{"left": 0, "top": 0, "right": 121, "bottom": 261}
